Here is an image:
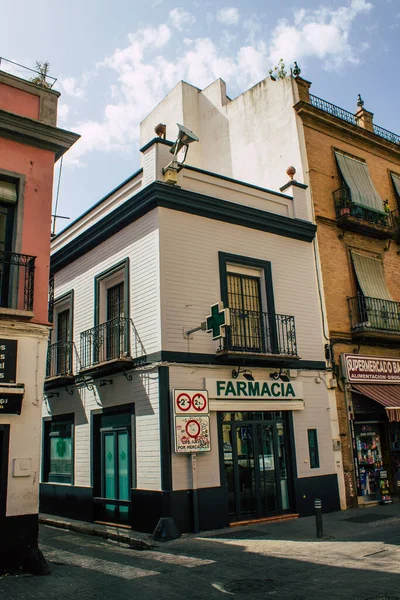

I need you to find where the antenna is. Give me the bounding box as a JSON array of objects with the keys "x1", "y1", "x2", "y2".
[{"x1": 51, "y1": 156, "x2": 70, "y2": 237}]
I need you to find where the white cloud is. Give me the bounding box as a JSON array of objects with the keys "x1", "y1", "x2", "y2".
[
  {"x1": 268, "y1": 0, "x2": 373, "y2": 69},
  {"x1": 216, "y1": 7, "x2": 239, "y2": 26},
  {"x1": 60, "y1": 76, "x2": 84, "y2": 98},
  {"x1": 169, "y1": 8, "x2": 196, "y2": 31},
  {"x1": 64, "y1": 0, "x2": 373, "y2": 166},
  {"x1": 57, "y1": 103, "x2": 70, "y2": 124}
]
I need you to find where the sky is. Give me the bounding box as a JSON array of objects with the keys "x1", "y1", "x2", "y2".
[{"x1": 2, "y1": 0, "x2": 400, "y2": 232}]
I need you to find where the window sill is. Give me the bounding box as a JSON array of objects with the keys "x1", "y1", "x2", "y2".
[{"x1": 0, "y1": 308, "x2": 34, "y2": 319}]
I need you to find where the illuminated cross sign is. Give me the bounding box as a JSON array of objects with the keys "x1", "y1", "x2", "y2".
[{"x1": 206, "y1": 302, "x2": 230, "y2": 340}]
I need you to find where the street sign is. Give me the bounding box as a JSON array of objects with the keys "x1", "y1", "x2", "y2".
[
  {"x1": 174, "y1": 389, "x2": 209, "y2": 414},
  {"x1": 175, "y1": 415, "x2": 211, "y2": 453},
  {"x1": 0, "y1": 393, "x2": 24, "y2": 415},
  {"x1": 206, "y1": 302, "x2": 230, "y2": 340}
]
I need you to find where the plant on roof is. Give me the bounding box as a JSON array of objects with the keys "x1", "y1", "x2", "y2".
[
  {"x1": 30, "y1": 61, "x2": 51, "y2": 88},
  {"x1": 268, "y1": 59, "x2": 287, "y2": 80}
]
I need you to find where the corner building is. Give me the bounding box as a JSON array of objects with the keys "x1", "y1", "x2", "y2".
[{"x1": 41, "y1": 130, "x2": 343, "y2": 531}]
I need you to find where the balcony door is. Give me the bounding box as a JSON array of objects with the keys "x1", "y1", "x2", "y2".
[
  {"x1": 0, "y1": 191, "x2": 16, "y2": 309},
  {"x1": 106, "y1": 282, "x2": 125, "y2": 359},
  {"x1": 227, "y1": 273, "x2": 263, "y2": 351},
  {"x1": 56, "y1": 309, "x2": 71, "y2": 375}
]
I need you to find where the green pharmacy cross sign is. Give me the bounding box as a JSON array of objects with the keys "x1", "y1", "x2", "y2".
[{"x1": 206, "y1": 302, "x2": 230, "y2": 340}]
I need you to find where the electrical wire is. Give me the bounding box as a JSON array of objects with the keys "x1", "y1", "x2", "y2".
[{"x1": 52, "y1": 155, "x2": 63, "y2": 236}]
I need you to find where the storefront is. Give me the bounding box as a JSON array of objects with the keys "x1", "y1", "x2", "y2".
[
  {"x1": 343, "y1": 354, "x2": 400, "y2": 504},
  {"x1": 207, "y1": 377, "x2": 303, "y2": 522}
]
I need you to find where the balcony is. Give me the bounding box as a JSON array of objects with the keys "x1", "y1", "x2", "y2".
[
  {"x1": 334, "y1": 187, "x2": 393, "y2": 240},
  {"x1": 348, "y1": 294, "x2": 400, "y2": 343},
  {"x1": 80, "y1": 317, "x2": 146, "y2": 377},
  {"x1": 45, "y1": 341, "x2": 76, "y2": 390},
  {"x1": 309, "y1": 94, "x2": 400, "y2": 146},
  {"x1": 217, "y1": 309, "x2": 299, "y2": 363},
  {"x1": 0, "y1": 251, "x2": 35, "y2": 315}
]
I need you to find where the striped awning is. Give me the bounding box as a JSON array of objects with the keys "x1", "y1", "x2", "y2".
[
  {"x1": 351, "y1": 251, "x2": 393, "y2": 301},
  {"x1": 335, "y1": 152, "x2": 384, "y2": 212},
  {"x1": 0, "y1": 181, "x2": 17, "y2": 204},
  {"x1": 351, "y1": 384, "x2": 400, "y2": 422},
  {"x1": 391, "y1": 173, "x2": 400, "y2": 197}
]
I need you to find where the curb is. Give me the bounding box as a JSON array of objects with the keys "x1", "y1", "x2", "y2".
[{"x1": 39, "y1": 515, "x2": 154, "y2": 550}]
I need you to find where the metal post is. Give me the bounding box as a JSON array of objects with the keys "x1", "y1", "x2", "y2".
[
  {"x1": 191, "y1": 453, "x2": 200, "y2": 534},
  {"x1": 315, "y1": 498, "x2": 323, "y2": 538}
]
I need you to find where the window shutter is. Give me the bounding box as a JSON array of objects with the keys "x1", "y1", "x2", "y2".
[{"x1": 0, "y1": 181, "x2": 17, "y2": 204}]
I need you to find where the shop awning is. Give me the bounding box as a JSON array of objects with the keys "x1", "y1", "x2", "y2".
[
  {"x1": 351, "y1": 251, "x2": 393, "y2": 301},
  {"x1": 351, "y1": 383, "x2": 400, "y2": 422},
  {"x1": 391, "y1": 173, "x2": 400, "y2": 198},
  {"x1": 335, "y1": 152, "x2": 384, "y2": 212}
]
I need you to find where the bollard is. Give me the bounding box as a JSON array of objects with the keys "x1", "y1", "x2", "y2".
[{"x1": 315, "y1": 498, "x2": 323, "y2": 539}]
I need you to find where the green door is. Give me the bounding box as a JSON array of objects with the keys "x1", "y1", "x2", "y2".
[{"x1": 101, "y1": 428, "x2": 131, "y2": 524}]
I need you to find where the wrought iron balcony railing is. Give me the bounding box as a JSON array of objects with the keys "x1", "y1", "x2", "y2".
[
  {"x1": 219, "y1": 309, "x2": 298, "y2": 356},
  {"x1": 46, "y1": 341, "x2": 75, "y2": 378},
  {"x1": 334, "y1": 187, "x2": 391, "y2": 229},
  {"x1": 0, "y1": 251, "x2": 35, "y2": 311},
  {"x1": 80, "y1": 317, "x2": 146, "y2": 370},
  {"x1": 348, "y1": 294, "x2": 400, "y2": 334},
  {"x1": 309, "y1": 94, "x2": 400, "y2": 146}
]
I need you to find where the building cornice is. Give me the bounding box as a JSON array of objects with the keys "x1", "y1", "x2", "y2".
[
  {"x1": 294, "y1": 101, "x2": 400, "y2": 162},
  {"x1": 0, "y1": 108, "x2": 80, "y2": 160},
  {"x1": 51, "y1": 181, "x2": 316, "y2": 272}
]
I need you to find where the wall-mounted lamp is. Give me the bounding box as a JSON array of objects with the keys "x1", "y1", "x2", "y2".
[
  {"x1": 163, "y1": 123, "x2": 199, "y2": 184},
  {"x1": 232, "y1": 367, "x2": 254, "y2": 381},
  {"x1": 270, "y1": 369, "x2": 290, "y2": 382},
  {"x1": 99, "y1": 379, "x2": 113, "y2": 387}
]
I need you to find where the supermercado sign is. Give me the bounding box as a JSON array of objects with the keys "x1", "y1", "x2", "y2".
[
  {"x1": 206, "y1": 379, "x2": 303, "y2": 400},
  {"x1": 344, "y1": 354, "x2": 400, "y2": 383}
]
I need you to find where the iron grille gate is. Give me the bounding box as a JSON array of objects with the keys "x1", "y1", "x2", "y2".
[{"x1": 227, "y1": 274, "x2": 264, "y2": 351}]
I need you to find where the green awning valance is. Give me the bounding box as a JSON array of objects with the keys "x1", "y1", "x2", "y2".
[
  {"x1": 0, "y1": 181, "x2": 17, "y2": 204},
  {"x1": 391, "y1": 173, "x2": 400, "y2": 198},
  {"x1": 335, "y1": 152, "x2": 384, "y2": 213},
  {"x1": 351, "y1": 251, "x2": 393, "y2": 300}
]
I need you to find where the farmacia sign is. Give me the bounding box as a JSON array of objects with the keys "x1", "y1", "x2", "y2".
[{"x1": 206, "y1": 379, "x2": 303, "y2": 399}]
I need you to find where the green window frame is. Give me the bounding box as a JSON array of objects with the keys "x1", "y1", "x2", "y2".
[
  {"x1": 308, "y1": 429, "x2": 320, "y2": 469},
  {"x1": 43, "y1": 415, "x2": 74, "y2": 484}
]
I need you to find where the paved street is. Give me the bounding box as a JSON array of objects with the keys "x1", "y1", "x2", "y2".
[{"x1": 1, "y1": 504, "x2": 400, "y2": 599}]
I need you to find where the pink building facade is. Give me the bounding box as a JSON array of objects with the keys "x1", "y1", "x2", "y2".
[{"x1": 0, "y1": 67, "x2": 78, "y2": 573}]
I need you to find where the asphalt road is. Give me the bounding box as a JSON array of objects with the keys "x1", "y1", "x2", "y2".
[{"x1": 1, "y1": 504, "x2": 400, "y2": 599}]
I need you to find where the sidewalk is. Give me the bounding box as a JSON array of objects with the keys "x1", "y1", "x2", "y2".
[
  {"x1": 39, "y1": 514, "x2": 153, "y2": 549},
  {"x1": 41, "y1": 500, "x2": 400, "y2": 548}
]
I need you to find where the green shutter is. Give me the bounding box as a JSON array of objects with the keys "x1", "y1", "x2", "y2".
[
  {"x1": 351, "y1": 251, "x2": 393, "y2": 300},
  {"x1": 391, "y1": 173, "x2": 400, "y2": 198},
  {"x1": 0, "y1": 181, "x2": 17, "y2": 204},
  {"x1": 335, "y1": 152, "x2": 384, "y2": 213}
]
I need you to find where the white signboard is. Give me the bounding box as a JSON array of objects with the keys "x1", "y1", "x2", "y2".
[
  {"x1": 173, "y1": 389, "x2": 209, "y2": 414},
  {"x1": 343, "y1": 354, "x2": 400, "y2": 383},
  {"x1": 173, "y1": 389, "x2": 211, "y2": 453},
  {"x1": 175, "y1": 415, "x2": 211, "y2": 453},
  {"x1": 205, "y1": 379, "x2": 303, "y2": 400}
]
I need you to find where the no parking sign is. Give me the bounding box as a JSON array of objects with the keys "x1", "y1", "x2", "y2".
[{"x1": 173, "y1": 389, "x2": 211, "y2": 453}]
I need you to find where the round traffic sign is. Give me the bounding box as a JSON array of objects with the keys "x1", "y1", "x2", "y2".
[
  {"x1": 192, "y1": 393, "x2": 207, "y2": 412},
  {"x1": 185, "y1": 419, "x2": 201, "y2": 438},
  {"x1": 176, "y1": 392, "x2": 191, "y2": 412}
]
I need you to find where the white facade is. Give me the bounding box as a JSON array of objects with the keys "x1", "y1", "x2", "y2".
[{"x1": 42, "y1": 131, "x2": 344, "y2": 531}]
